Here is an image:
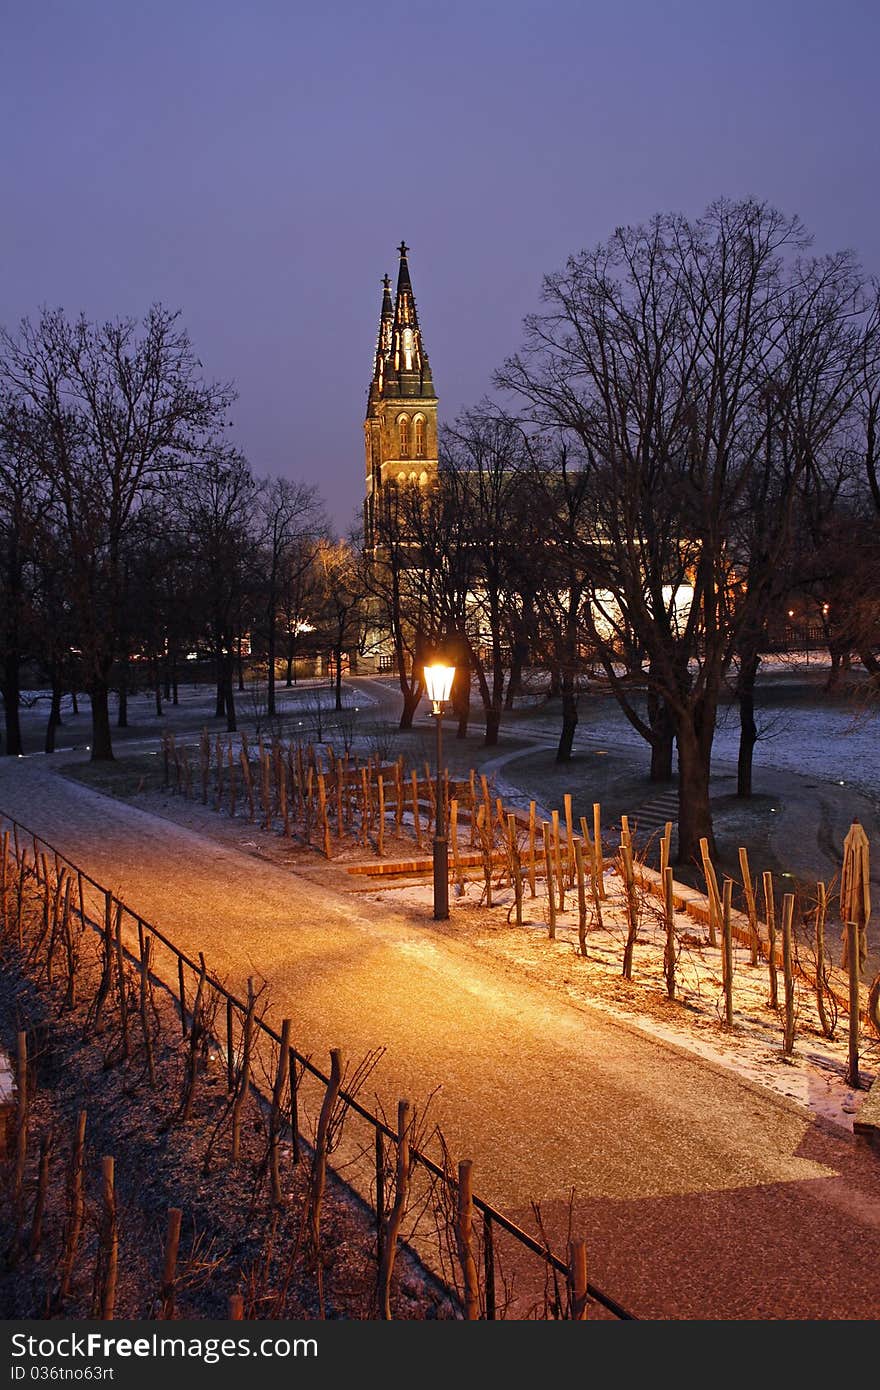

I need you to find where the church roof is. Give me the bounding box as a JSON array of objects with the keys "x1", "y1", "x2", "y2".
[{"x1": 368, "y1": 242, "x2": 435, "y2": 406}]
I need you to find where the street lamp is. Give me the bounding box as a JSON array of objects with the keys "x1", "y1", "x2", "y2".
[{"x1": 423, "y1": 661, "x2": 455, "y2": 920}]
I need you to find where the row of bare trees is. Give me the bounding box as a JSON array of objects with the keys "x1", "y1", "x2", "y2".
[
  {"x1": 370, "y1": 199, "x2": 880, "y2": 863},
  {"x1": 0, "y1": 306, "x2": 364, "y2": 761}
]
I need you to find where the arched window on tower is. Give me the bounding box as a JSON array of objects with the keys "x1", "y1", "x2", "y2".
[
  {"x1": 398, "y1": 415, "x2": 410, "y2": 459},
  {"x1": 414, "y1": 416, "x2": 426, "y2": 459}
]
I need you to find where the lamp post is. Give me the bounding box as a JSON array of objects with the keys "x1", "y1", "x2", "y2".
[{"x1": 423, "y1": 661, "x2": 455, "y2": 920}]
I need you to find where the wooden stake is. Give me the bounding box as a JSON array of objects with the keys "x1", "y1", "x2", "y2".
[
  {"x1": 377, "y1": 775, "x2": 385, "y2": 857},
  {"x1": 378, "y1": 1099, "x2": 412, "y2": 1319},
  {"x1": 508, "y1": 815, "x2": 523, "y2": 927},
  {"x1": 699, "y1": 838, "x2": 720, "y2": 947},
  {"x1": 114, "y1": 904, "x2": 129, "y2": 1060},
  {"x1": 451, "y1": 800, "x2": 464, "y2": 892},
  {"x1": 317, "y1": 772, "x2": 331, "y2": 858},
  {"x1": 59, "y1": 1109, "x2": 86, "y2": 1300},
  {"x1": 663, "y1": 866, "x2": 676, "y2": 1000},
  {"x1": 552, "y1": 809, "x2": 565, "y2": 911},
  {"x1": 477, "y1": 806, "x2": 492, "y2": 908},
  {"x1": 573, "y1": 839, "x2": 587, "y2": 955},
  {"x1": 580, "y1": 816, "x2": 603, "y2": 930},
  {"x1": 411, "y1": 771, "x2": 422, "y2": 851},
  {"x1": 456, "y1": 1160, "x2": 480, "y2": 1321},
  {"x1": 570, "y1": 1239, "x2": 588, "y2": 1320},
  {"x1": 561, "y1": 795, "x2": 575, "y2": 889},
  {"x1": 160, "y1": 1208, "x2": 183, "y2": 1318},
  {"x1": 528, "y1": 801, "x2": 537, "y2": 898},
  {"x1": 99, "y1": 1156, "x2": 118, "y2": 1320},
  {"x1": 660, "y1": 821, "x2": 672, "y2": 878},
  {"x1": 815, "y1": 881, "x2": 834, "y2": 1040},
  {"x1": 593, "y1": 803, "x2": 606, "y2": 899},
  {"x1": 762, "y1": 871, "x2": 778, "y2": 1010},
  {"x1": 469, "y1": 770, "x2": 477, "y2": 848},
  {"x1": 231, "y1": 979, "x2": 255, "y2": 1164},
  {"x1": 395, "y1": 757, "x2": 404, "y2": 830},
  {"x1": 480, "y1": 775, "x2": 493, "y2": 852},
  {"x1": 721, "y1": 878, "x2": 734, "y2": 1028},
  {"x1": 846, "y1": 916, "x2": 861, "y2": 1089},
  {"x1": 621, "y1": 842, "x2": 637, "y2": 979},
  {"x1": 739, "y1": 847, "x2": 759, "y2": 966},
  {"x1": 139, "y1": 935, "x2": 155, "y2": 1086},
  {"x1": 28, "y1": 1130, "x2": 51, "y2": 1257},
  {"x1": 270, "y1": 1019, "x2": 292, "y2": 1206},
  {"x1": 781, "y1": 893, "x2": 796, "y2": 1056},
  {"x1": 542, "y1": 821, "x2": 556, "y2": 938},
  {"x1": 309, "y1": 1049, "x2": 343, "y2": 1258}
]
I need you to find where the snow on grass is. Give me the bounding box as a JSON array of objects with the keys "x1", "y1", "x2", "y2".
[{"x1": 368, "y1": 865, "x2": 878, "y2": 1133}]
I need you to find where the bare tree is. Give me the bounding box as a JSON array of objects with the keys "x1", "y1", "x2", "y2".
[
  {"x1": 0, "y1": 306, "x2": 234, "y2": 759},
  {"x1": 313, "y1": 538, "x2": 366, "y2": 711},
  {"x1": 498, "y1": 200, "x2": 876, "y2": 860},
  {"x1": 254, "y1": 477, "x2": 324, "y2": 716},
  {"x1": 0, "y1": 414, "x2": 46, "y2": 754},
  {"x1": 182, "y1": 448, "x2": 256, "y2": 733}
]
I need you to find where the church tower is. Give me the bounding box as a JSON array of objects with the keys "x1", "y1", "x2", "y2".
[{"x1": 364, "y1": 242, "x2": 438, "y2": 546}]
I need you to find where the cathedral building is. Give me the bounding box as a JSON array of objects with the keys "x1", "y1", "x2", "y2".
[{"x1": 364, "y1": 242, "x2": 439, "y2": 548}]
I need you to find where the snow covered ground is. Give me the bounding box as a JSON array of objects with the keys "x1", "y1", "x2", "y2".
[
  {"x1": 502, "y1": 663, "x2": 880, "y2": 806},
  {"x1": 367, "y1": 863, "x2": 878, "y2": 1135}
]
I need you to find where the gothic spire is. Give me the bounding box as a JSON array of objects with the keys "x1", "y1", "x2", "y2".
[
  {"x1": 385, "y1": 241, "x2": 434, "y2": 397},
  {"x1": 371, "y1": 273, "x2": 394, "y2": 394}
]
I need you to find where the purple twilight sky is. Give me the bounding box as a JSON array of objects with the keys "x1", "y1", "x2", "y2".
[{"x1": 3, "y1": 0, "x2": 879, "y2": 533}]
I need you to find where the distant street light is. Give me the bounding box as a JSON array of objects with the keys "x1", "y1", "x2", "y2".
[{"x1": 423, "y1": 661, "x2": 455, "y2": 920}]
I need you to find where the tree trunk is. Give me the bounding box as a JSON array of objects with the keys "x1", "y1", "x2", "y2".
[
  {"x1": 117, "y1": 657, "x2": 128, "y2": 728},
  {"x1": 2, "y1": 660, "x2": 24, "y2": 756},
  {"x1": 556, "y1": 680, "x2": 578, "y2": 762},
  {"x1": 675, "y1": 720, "x2": 714, "y2": 863},
  {"x1": 650, "y1": 736, "x2": 674, "y2": 782},
  {"x1": 505, "y1": 636, "x2": 528, "y2": 710},
  {"x1": 224, "y1": 661, "x2": 237, "y2": 733},
  {"x1": 484, "y1": 707, "x2": 501, "y2": 747},
  {"x1": 453, "y1": 673, "x2": 470, "y2": 739},
  {"x1": 267, "y1": 622, "x2": 277, "y2": 717},
  {"x1": 334, "y1": 645, "x2": 343, "y2": 712},
  {"x1": 647, "y1": 689, "x2": 675, "y2": 782},
  {"x1": 736, "y1": 648, "x2": 760, "y2": 798},
  {"x1": 45, "y1": 672, "x2": 64, "y2": 754},
  {"x1": 71, "y1": 688, "x2": 79, "y2": 715},
  {"x1": 89, "y1": 682, "x2": 114, "y2": 761},
  {"x1": 215, "y1": 643, "x2": 226, "y2": 718},
  {"x1": 397, "y1": 685, "x2": 420, "y2": 730}
]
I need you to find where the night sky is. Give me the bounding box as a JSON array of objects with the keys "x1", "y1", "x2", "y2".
[{"x1": 4, "y1": 0, "x2": 879, "y2": 532}]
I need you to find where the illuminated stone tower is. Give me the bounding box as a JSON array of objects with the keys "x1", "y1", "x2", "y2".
[{"x1": 364, "y1": 242, "x2": 438, "y2": 545}]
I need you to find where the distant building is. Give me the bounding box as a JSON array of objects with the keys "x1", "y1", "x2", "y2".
[{"x1": 364, "y1": 242, "x2": 439, "y2": 549}]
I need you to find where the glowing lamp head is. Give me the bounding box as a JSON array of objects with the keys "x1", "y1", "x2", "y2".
[{"x1": 424, "y1": 662, "x2": 455, "y2": 714}]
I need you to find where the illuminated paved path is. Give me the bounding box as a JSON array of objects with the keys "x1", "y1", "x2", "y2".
[{"x1": 2, "y1": 756, "x2": 879, "y2": 1319}]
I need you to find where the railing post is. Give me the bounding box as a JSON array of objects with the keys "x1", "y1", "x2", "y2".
[
  {"x1": 375, "y1": 1129, "x2": 385, "y2": 1264},
  {"x1": 483, "y1": 1210, "x2": 496, "y2": 1320},
  {"x1": 178, "y1": 955, "x2": 187, "y2": 1037}
]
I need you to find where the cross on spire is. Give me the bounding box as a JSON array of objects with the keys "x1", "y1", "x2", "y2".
[{"x1": 397, "y1": 240, "x2": 409, "y2": 258}]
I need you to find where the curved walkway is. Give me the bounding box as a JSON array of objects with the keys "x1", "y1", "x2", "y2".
[{"x1": 1, "y1": 754, "x2": 879, "y2": 1319}]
